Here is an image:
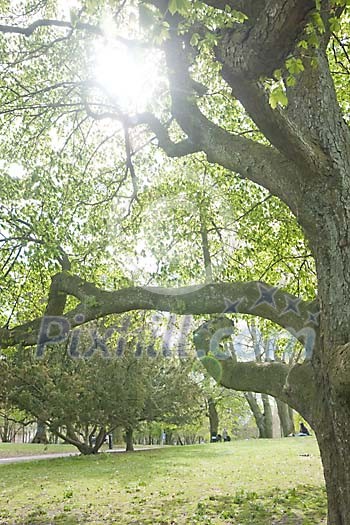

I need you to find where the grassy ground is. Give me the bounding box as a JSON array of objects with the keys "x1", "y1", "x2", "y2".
[
  {"x1": 0, "y1": 443, "x2": 77, "y2": 458},
  {"x1": 0, "y1": 438, "x2": 326, "y2": 525},
  {"x1": 0, "y1": 443, "x2": 153, "y2": 458}
]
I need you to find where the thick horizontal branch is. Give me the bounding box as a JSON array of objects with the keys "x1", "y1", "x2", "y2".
[
  {"x1": 193, "y1": 317, "x2": 317, "y2": 421},
  {"x1": 210, "y1": 358, "x2": 316, "y2": 421},
  {"x1": 0, "y1": 271, "x2": 318, "y2": 349},
  {"x1": 220, "y1": 360, "x2": 290, "y2": 399}
]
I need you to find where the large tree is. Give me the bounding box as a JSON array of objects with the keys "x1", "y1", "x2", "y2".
[{"x1": 0, "y1": 0, "x2": 350, "y2": 522}]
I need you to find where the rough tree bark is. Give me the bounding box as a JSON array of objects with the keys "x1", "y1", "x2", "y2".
[
  {"x1": 52, "y1": 425, "x2": 106, "y2": 455},
  {"x1": 244, "y1": 392, "x2": 273, "y2": 439},
  {"x1": 0, "y1": 415, "x2": 12, "y2": 443},
  {"x1": 31, "y1": 420, "x2": 48, "y2": 444},
  {"x1": 1, "y1": 1, "x2": 350, "y2": 522},
  {"x1": 163, "y1": 2, "x2": 350, "y2": 520},
  {"x1": 125, "y1": 427, "x2": 134, "y2": 452},
  {"x1": 276, "y1": 400, "x2": 295, "y2": 437},
  {"x1": 207, "y1": 396, "x2": 219, "y2": 441}
]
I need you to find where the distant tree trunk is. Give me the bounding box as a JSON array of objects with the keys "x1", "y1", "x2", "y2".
[
  {"x1": 51, "y1": 425, "x2": 106, "y2": 455},
  {"x1": 276, "y1": 400, "x2": 295, "y2": 436},
  {"x1": 165, "y1": 431, "x2": 173, "y2": 445},
  {"x1": 261, "y1": 395, "x2": 273, "y2": 438},
  {"x1": 207, "y1": 396, "x2": 219, "y2": 441},
  {"x1": 244, "y1": 392, "x2": 273, "y2": 438},
  {"x1": 177, "y1": 435, "x2": 184, "y2": 445},
  {"x1": 32, "y1": 420, "x2": 48, "y2": 444},
  {"x1": 0, "y1": 415, "x2": 12, "y2": 442},
  {"x1": 125, "y1": 427, "x2": 134, "y2": 452}
]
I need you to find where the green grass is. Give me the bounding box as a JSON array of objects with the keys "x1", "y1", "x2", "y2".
[
  {"x1": 0, "y1": 443, "x2": 77, "y2": 458},
  {"x1": 0, "y1": 438, "x2": 326, "y2": 524}
]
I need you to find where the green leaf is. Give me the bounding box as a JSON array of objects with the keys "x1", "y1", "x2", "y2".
[
  {"x1": 297, "y1": 40, "x2": 308, "y2": 50},
  {"x1": 331, "y1": 0, "x2": 350, "y2": 5},
  {"x1": 285, "y1": 57, "x2": 304, "y2": 76},
  {"x1": 286, "y1": 76, "x2": 296, "y2": 87},
  {"x1": 269, "y1": 86, "x2": 288, "y2": 109},
  {"x1": 311, "y1": 11, "x2": 326, "y2": 34},
  {"x1": 307, "y1": 31, "x2": 320, "y2": 49},
  {"x1": 153, "y1": 22, "x2": 170, "y2": 44},
  {"x1": 168, "y1": 0, "x2": 191, "y2": 15},
  {"x1": 273, "y1": 69, "x2": 283, "y2": 81},
  {"x1": 329, "y1": 17, "x2": 341, "y2": 33},
  {"x1": 190, "y1": 33, "x2": 200, "y2": 47},
  {"x1": 168, "y1": 0, "x2": 178, "y2": 14}
]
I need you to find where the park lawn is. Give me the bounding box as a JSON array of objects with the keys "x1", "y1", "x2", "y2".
[
  {"x1": 0, "y1": 443, "x2": 77, "y2": 458},
  {"x1": 0, "y1": 438, "x2": 326, "y2": 525}
]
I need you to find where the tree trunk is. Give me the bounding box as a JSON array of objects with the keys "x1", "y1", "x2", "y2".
[
  {"x1": 244, "y1": 392, "x2": 273, "y2": 438},
  {"x1": 31, "y1": 420, "x2": 48, "y2": 444},
  {"x1": 261, "y1": 394, "x2": 273, "y2": 438},
  {"x1": 288, "y1": 407, "x2": 295, "y2": 432},
  {"x1": 307, "y1": 187, "x2": 350, "y2": 524},
  {"x1": 0, "y1": 415, "x2": 12, "y2": 442},
  {"x1": 125, "y1": 427, "x2": 134, "y2": 452},
  {"x1": 313, "y1": 409, "x2": 350, "y2": 525},
  {"x1": 207, "y1": 397, "x2": 219, "y2": 441},
  {"x1": 51, "y1": 425, "x2": 105, "y2": 454},
  {"x1": 276, "y1": 400, "x2": 295, "y2": 437}
]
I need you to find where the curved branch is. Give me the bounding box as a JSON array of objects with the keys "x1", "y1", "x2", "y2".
[
  {"x1": 127, "y1": 113, "x2": 200, "y2": 157},
  {"x1": 84, "y1": 105, "x2": 200, "y2": 157},
  {"x1": 163, "y1": 38, "x2": 304, "y2": 215},
  {"x1": 0, "y1": 18, "x2": 143, "y2": 48},
  {"x1": 217, "y1": 0, "x2": 314, "y2": 79},
  {"x1": 204, "y1": 357, "x2": 316, "y2": 422},
  {"x1": 193, "y1": 317, "x2": 317, "y2": 422},
  {"x1": 215, "y1": 69, "x2": 331, "y2": 178},
  {"x1": 213, "y1": 3, "x2": 350, "y2": 177},
  {"x1": 285, "y1": 48, "x2": 350, "y2": 176},
  {"x1": 0, "y1": 271, "x2": 319, "y2": 349}
]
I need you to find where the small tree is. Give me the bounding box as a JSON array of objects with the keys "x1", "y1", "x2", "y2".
[{"x1": 0, "y1": 342, "x2": 147, "y2": 454}]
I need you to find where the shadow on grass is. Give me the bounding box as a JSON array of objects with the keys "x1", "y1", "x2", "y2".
[
  {"x1": 5, "y1": 484, "x2": 327, "y2": 525},
  {"x1": 193, "y1": 484, "x2": 327, "y2": 524}
]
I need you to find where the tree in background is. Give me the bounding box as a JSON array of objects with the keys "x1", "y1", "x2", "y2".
[
  {"x1": 0, "y1": 405, "x2": 31, "y2": 443},
  {"x1": 0, "y1": 338, "x2": 147, "y2": 454},
  {"x1": 0, "y1": 318, "x2": 203, "y2": 453},
  {"x1": 31, "y1": 420, "x2": 49, "y2": 444},
  {"x1": 238, "y1": 323, "x2": 295, "y2": 438}
]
